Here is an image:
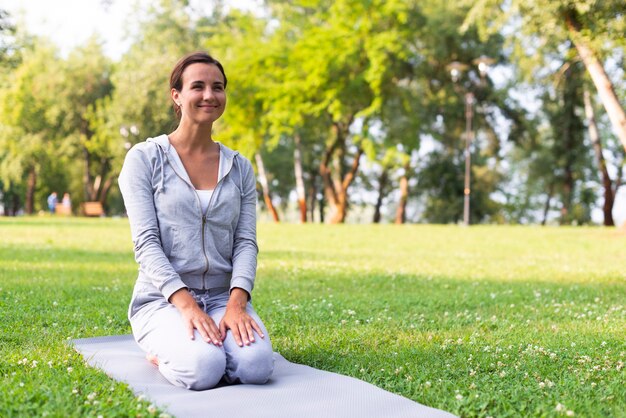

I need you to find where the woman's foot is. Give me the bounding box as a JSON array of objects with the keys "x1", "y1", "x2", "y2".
[{"x1": 146, "y1": 353, "x2": 159, "y2": 367}]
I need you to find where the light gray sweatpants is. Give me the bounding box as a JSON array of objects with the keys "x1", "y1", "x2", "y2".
[{"x1": 129, "y1": 286, "x2": 274, "y2": 390}]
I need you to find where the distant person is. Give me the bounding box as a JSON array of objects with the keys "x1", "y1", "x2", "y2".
[
  {"x1": 61, "y1": 193, "x2": 71, "y2": 215},
  {"x1": 47, "y1": 192, "x2": 57, "y2": 214},
  {"x1": 118, "y1": 51, "x2": 273, "y2": 390},
  {"x1": 62, "y1": 193, "x2": 71, "y2": 209}
]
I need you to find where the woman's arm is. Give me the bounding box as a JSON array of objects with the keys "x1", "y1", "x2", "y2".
[
  {"x1": 221, "y1": 157, "x2": 264, "y2": 346},
  {"x1": 118, "y1": 145, "x2": 187, "y2": 301},
  {"x1": 229, "y1": 157, "x2": 259, "y2": 296}
]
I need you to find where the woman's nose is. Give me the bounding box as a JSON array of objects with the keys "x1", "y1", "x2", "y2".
[{"x1": 203, "y1": 88, "x2": 214, "y2": 100}]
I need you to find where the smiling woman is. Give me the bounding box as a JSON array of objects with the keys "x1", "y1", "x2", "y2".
[{"x1": 117, "y1": 51, "x2": 274, "y2": 390}]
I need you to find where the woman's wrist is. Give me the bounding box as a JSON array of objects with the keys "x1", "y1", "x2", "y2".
[
  {"x1": 228, "y1": 287, "x2": 249, "y2": 308},
  {"x1": 169, "y1": 288, "x2": 196, "y2": 311}
]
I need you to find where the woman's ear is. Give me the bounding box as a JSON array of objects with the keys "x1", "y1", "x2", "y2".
[{"x1": 171, "y1": 88, "x2": 181, "y2": 107}]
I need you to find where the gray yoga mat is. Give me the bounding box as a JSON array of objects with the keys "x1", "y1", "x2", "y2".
[{"x1": 72, "y1": 335, "x2": 456, "y2": 418}]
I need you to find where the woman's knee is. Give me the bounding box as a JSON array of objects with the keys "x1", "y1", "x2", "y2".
[
  {"x1": 229, "y1": 345, "x2": 274, "y2": 384},
  {"x1": 167, "y1": 348, "x2": 227, "y2": 390}
]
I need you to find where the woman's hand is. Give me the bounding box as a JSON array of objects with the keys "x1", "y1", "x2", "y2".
[
  {"x1": 169, "y1": 288, "x2": 223, "y2": 346},
  {"x1": 219, "y1": 288, "x2": 265, "y2": 347}
]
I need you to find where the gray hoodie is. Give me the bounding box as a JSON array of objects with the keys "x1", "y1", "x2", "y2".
[{"x1": 118, "y1": 134, "x2": 258, "y2": 311}]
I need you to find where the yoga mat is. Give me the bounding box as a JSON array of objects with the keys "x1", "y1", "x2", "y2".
[{"x1": 72, "y1": 335, "x2": 456, "y2": 418}]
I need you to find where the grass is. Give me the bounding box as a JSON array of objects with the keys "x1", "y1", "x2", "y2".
[{"x1": 1, "y1": 217, "x2": 625, "y2": 417}]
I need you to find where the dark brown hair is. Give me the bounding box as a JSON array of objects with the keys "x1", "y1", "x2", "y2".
[{"x1": 169, "y1": 52, "x2": 227, "y2": 118}]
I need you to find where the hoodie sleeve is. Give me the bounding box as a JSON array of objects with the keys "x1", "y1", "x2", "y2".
[
  {"x1": 230, "y1": 156, "x2": 259, "y2": 297},
  {"x1": 118, "y1": 145, "x2": 187, "y2": 301}
]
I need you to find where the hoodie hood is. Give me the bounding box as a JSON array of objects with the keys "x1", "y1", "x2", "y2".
[{"x1": 145, "y1": 134, "x2": 240, "y2": 194}]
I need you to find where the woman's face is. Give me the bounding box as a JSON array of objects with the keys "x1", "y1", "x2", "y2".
[{"x1": 172, "y1": 63, "x2": 226, "y2": 126}]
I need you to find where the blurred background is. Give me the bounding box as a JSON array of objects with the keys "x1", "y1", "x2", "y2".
[{"x1": 0, "y1": 0, "x2": 624, "y2": 226}]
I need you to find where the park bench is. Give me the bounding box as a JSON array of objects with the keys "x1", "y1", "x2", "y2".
[
  {"x1": 81, "y1": 201, "x2": 105, "y2": 217},
  {"x1": 55, "y1": 203, "x2": 71, "y2": 216}
]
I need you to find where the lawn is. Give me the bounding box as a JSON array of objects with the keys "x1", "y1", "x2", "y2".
[{"x1": 1, "y1": 217, "x2": 624, "y2": 417}]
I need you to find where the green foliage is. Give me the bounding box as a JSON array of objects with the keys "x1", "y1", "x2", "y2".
[{"x1": 0, "y1": 0, "x2": 623, "y2": 222}]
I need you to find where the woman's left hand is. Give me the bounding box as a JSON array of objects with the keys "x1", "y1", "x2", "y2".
[{"x1": 219, "y1": 288, "x2": 265, "y2": 347}]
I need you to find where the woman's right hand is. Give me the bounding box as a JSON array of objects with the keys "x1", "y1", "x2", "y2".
[{"x1": 169, "y1": 288, "x2": 223, "y2": 346}]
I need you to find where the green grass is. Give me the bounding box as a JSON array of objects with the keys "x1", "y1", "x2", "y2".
[{"x1": 1, "y1": 217, "x2": 625, "y2": 417}]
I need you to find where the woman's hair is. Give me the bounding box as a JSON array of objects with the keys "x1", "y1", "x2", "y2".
[{"x1": 169, "y1": 51, "x2": 227, "y2": 118}]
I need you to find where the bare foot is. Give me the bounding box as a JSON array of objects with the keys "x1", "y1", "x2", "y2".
[{"x1": 146, "y1": 353, "x2": 159, "y2": 367}]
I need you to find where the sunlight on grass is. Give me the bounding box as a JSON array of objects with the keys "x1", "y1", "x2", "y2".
[{"x1": 1, "y1": 218, "x2": 624, "y2": 417}]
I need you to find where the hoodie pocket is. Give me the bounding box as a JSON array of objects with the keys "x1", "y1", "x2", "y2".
[
  {"x1": 212, "y1": 227, "x2": 233, "y2": 262},
  {"x1": 170, "y1": 225, "x2": 202, "y2": 265}
]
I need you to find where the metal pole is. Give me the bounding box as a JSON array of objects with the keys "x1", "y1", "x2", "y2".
[{"x1": 463, "y1": 92, "x2": 474, "y2": 226}]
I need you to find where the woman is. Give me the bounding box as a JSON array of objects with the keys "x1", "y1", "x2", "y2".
[{"x1": 118, "y1": 52, "x2": 274, "y2": 390}]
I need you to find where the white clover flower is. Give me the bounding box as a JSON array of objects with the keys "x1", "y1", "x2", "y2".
[
  {"x1": 424, "y1": 381, "x2": 431, "y2": 388},
  {"x1": 87, "y1": 392, "x2": 97, "y2": 401},
  {"x1": 566, "y1": 411, "x2": 575, "y2": 416},
  {"x1": 556, "y1": 403, "x2": 565, "y2": 412},
  {"x1": 148, "y1": 405, "x2": 157, "y2": 413},
  {"x1": 455, "y1": 394, "x2": 463, "y2": 401},
  {"x1": 539, "y1": 382, "x2": 546, "y2": 388},
  {"x1": 72, "y1": 389, "x2": 78, "y2": 394},
  {"x1": 67, "y1": 367, "x2": 73, "y2": 373}
]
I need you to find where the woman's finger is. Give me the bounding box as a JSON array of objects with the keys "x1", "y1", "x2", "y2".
[
  {"x1": 244, "y1": 320, "x2": 255, "y2": 343},
  {"x1": 193, "y1": 318, "x2": 211, "y2": 342},
  {"x1": 206, "y1": 320, "x2": 223, "y2": 346},
  {"x1": 231, "y1": 322, "x2": 244, "y2": 347},
  {"x1": 187, "y1": 320, "x2": 195, "y2": 340},
  {"x1": 250, "y1": 318, "x2": 264, "y2": 339}
]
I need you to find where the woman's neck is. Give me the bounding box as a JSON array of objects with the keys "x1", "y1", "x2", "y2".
[{"x1": 169, "y1": 118, "x2": 214, "y2": 150}]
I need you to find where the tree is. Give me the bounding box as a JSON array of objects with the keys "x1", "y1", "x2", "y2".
[
  {"x1": 0, "y1": 41, "x2": 65, "y2": 214},
  {"x1": 464, "y1": 0, "x2": 626, "y2": 149},
  {"x1": 260, "y1": 0, "x2": 425, "y2": 223},
  {"x1": 54, "y1": 38, "x2": 114, "y2": 206}
]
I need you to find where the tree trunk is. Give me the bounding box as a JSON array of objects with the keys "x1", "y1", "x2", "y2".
[
  {"x1": 559, "y1": 63, "x2": 578, "y2": 225},
  {"x1": 319, "y1": 121, "x2": 362, "y2": 224},
  {"x1": 98, "y1": 177, "x2": 113, "y2": 207},
  {"x1": 318, "y1": 189, "x2": 325, "y2": 224},
  {"x1": 254, "y1": 152, "x2": 280, "y2": 222},
  {"x1": 11, "y1": 194, "x2": 20, "y2": 216},
  {"x1": 395, "y1": 162, "x2": 410, "y2": 224},
  {"x1": 293, "y1": 134, "x2": 307, "y2": 223},
  {"x1": 25, "y1": 166, "x2": 37, "y2": 215},
  {"x1": 83, "y1": 146, "x2": 94, "y2": 201},
  {"x1": 307, "y1": 169, "x2": 318, "y2": 222},
  {"x1": 583, "y1": 89, "x2": 614, "y2": 226},
  {"x1": 373, "y1": 169, "x2": 389, "y2": 223},
  {"x1": 565, "y1": 11, "x2": 626, "y2": 153},
  {"x1": 541, "y1": 183, "x2": 554, "y2": 226}
]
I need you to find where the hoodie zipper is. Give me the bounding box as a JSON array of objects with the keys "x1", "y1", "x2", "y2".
[
  {"x1": 160, "y1": 151, "x2": 210, "y2": 290},
  {"x1": 161, "y1": 145, "x2": 236, "y2": 290}
]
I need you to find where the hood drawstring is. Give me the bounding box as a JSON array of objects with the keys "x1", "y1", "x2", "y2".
[{"x1": 155, "y1": 143, "x2": 166, "y2": 193}]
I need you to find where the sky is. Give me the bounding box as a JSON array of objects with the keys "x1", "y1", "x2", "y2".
[
  {"x1": 1, "y1": 0, "x2": 262, "y2": 59},
  {"x1": 2, "y1": 0, "x2": 625, "y2": 225}
]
